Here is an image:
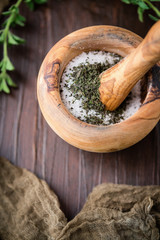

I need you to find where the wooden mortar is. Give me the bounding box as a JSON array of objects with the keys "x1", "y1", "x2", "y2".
[{"x1": 37, "y1": 26, "x2": 160, "y2": 153}]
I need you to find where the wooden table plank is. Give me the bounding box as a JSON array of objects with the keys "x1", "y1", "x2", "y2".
[{"x1": 0, "y1": 0, "x2": 159, "y2": 221}]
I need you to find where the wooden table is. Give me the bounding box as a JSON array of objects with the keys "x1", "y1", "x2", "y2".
[{"x1": 0, "y1": 0, "x2": 160, "y2": 221}]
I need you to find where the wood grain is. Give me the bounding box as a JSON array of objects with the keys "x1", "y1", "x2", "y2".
[
  {"x1": 99, "y1": 21, "x2": 160, "y2": 111},
  {"x1": 0, "y1": 0, "x2": 160, "y2": 221},
  {"x1": 37, "y1": 25, "x2": 160, "y2": 152}
]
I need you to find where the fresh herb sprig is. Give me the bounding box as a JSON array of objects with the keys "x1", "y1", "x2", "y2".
[
  {"x1": 0, "y1": 0, "x2": 47, "y2": 94},
  {"x1": 121, "y1": 0, "x2": 160, "y2": 22}
]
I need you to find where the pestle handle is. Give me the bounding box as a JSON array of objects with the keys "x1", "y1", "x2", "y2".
[{"x1": 99, "y1": 20, "x2": 160, "y2": 111}]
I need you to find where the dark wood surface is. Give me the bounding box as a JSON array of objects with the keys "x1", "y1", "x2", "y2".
[{"x1": 0, "y1": 0, "x2": 160, "y2": 221}]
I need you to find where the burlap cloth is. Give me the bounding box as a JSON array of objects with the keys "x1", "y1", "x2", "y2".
[{"x1": 0, "y1": 157, "x2": 160, "y2": 240}]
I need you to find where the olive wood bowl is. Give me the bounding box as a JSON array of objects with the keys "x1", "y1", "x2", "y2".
[{"x1": 37, "y1": 26, "x2": 160, "y2": 153}]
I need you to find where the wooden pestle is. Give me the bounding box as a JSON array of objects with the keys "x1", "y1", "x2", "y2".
[{"x1": 99, "y1": 21, "x2": 160, "y2": 111}]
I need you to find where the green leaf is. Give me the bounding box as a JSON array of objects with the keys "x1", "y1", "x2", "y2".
[
  {"x1": 0, "y1": 0, "x2": 48, "y2": 95},
  {"x1": 9, "y1": 5, "x2": 18, "y2": 13},
  {"x1": 35, "y1": 0, "x2": 47, "y2": 4},
  {"x1": 130, "y1": 0, "x2": 139, "y2": 5},
  {"x1": 0, "y1": 78, "x2": 10, "y2": 93},
  {"x1": 121, "y1": 0, "x2": 131, "y2": 3},
  {"x1": 0, "y1": 32, "x2": 5, "y2": 43},
  {"x1": 0, "y1": 60, "x2": 6, "y2": 71},
  {"x1": 0, "y1": 61, "x2": 3, "y2": 69},
  {"x1": 15, "y1": 19, "x2": 25, "y2": 26},
  {"x1": 16, "y1": 14, "x2": 26, "y2": 23},
  {"x1": 6, "y1": 57, "x2": 15, "y2": 71},
  {"x1": 14, "y1": 14, "x2": 26, "y2": 26},
  {"x1": 0, "y1": 83, "x2": 2, "y2": 91},
  {"x1": 6, "y1": 74, "x2": 17, "y2": 87},
  {"x1": 8, "y1": 31, "x2": 25, "y2": 45},
  {"x1": 138, "y1": 1, "x2": 149, "y2": 10},
  {"x1": 137, "y1": 6, "x2": 144, "y2": 22},
  {"x1": 8, "y1": 31, "x2": 19, "y2": 45},
  {"x1": 25, "y1": 0, "x2": 47, "y2": 10},
  {"x1": 148, "y1": 14, "x2": 159, "y2": 21},
  {"x1": 26, "y1": 1, "x2": 34, "y2": 10},
  {"x1": 2, "y1": 11, "x2": 11, "y2": 16},
  {"x1": 150, "y1": 0, "x2": 160, "y2": 2},
  {"x1": 0, "y1": 73, "x2": 16, "y2": 93},
  {"x1": 12, "y1": 34, "x2": 25, "y2": 44}
]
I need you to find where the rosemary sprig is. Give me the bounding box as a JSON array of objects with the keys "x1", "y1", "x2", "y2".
[
  {"x1": 0, "y1": 0, "x2": 47, "y2": 94},
  {"x1": 121, "y1": 0, "x2": 160, "y2": 22}
]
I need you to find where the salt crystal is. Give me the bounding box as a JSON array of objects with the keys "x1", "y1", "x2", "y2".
[{"x1": 60, "y1": 51, "x2": 141, "y2": 125}]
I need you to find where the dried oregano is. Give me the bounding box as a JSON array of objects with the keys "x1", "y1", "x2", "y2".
[{"x1": 61, "y1": 52, "x2": 132, "y2": 125}]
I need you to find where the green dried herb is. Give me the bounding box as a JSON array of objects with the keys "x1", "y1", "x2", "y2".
[{"x1": 61, "y1": 52, "x2": 132, "y2": 126}]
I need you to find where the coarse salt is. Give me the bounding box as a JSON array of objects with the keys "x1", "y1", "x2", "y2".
[{"x1": 60, "y1": 51, "x2": 141, "y2": 125}]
